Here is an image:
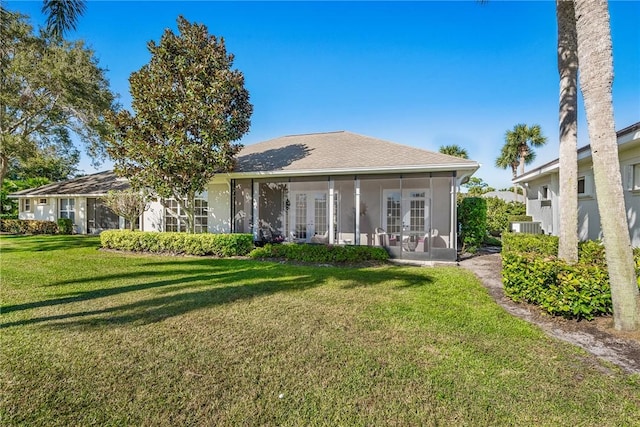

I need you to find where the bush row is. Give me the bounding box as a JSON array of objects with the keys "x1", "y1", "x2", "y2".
[
  {"x1": 0, "y1": 219, "x2": 59, "y2": 234},
  {"x1": 249, "y1": 243, "x2": 389, "y2": 264},
  {"x1": 100, "y1": 230, "x2": 254, "y2": 257},
  {"x1": 501, "y1": 233, "x2": 640, "y2": 320}
]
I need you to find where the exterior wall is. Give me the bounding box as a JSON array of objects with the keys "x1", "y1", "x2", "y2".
[
  {"x1": 19, "y1": 197, "x2": 56, "y2": 222},
  {"x1": 523, "y1": 175, "x2": 557, "y2": 235},
  {"x1": 620, "y1": 146, "x2": 640, "y2": 247},
  {"x1": 208, "y1": 181, "x2": 231, "y2": 233},
  {"x1": 522, "y1": 140, "x2": 640, "y2": 247},
  {"x1": 142, "y1": 199, "x2": 165, "y2": 232}
]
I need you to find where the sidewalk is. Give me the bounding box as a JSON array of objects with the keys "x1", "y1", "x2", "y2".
[{"x1": 459, "y1": 250, "x2": 640, "y2": 375}]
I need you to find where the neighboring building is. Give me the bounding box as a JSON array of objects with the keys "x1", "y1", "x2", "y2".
[
  {"x1": 10, "y1": 171, "x2": 130, "y2": 234},
  {"x1": 482, "y1": 190, "x2": 525, "y2": 204},
  {"x1": 513, "y1": 122, "x2": 640, "y2": 246},
  {"x1": 12, "y1": 131, "x2": 479, "y2": 261}
]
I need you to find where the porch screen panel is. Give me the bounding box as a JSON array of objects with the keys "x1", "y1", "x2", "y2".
[
  {"x1": 358, "y1": 175, "x2": 401, "y2": 250},
  {"x1": 294, "y1": 193, "x2": 307, "y2": 239},
  {"x1": 233, "y1": 179, "x2": 252, "y2": 233},
  {"x1": 332, "y1": 177, "x2": 355, "y2": 245},
  {"x1": 314, "y1": 194, "x2": 328, "y2": 236}
]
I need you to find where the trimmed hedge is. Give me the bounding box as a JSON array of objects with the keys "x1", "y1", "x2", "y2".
[
  {"x1": 100, "y1": 230, "x2": 254, "y2": 257},
  {"x1": 501, "y1": 233, "x2": 640, "y2": 320},
  {"x1": 249, "y1": 243, "x2": 389, "y2": 264},
  {"x1": 458, "y1": 197, "x2": 487, "y2": 253},
  {"x1": 508, "y1": 215, "x2": 533, "y2": 222},
  {"x1": 0, "y1": 219, "x2": 58, "y2": 235}
]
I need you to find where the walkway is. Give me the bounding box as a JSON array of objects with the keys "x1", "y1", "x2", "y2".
[{"x1": 460, "y1": 251, "x2": 640, "y2": 375}]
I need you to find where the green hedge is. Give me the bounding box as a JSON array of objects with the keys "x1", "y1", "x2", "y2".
[
  {"x1": 57, "y1": 218, "x2": 74, "y2": 235},
  {"x1": 249, "y1": 243, "x2": 389, "y2": 264},
  {"x1": 485, "y1": 198, "x2": 525, "y2": 237},
  {"x1": 501, "y1": 233, "x2": 640, "y2": 320},
  {"x1": 508, "y1": 215, "x2": 533, "y2": 222},
  {"x1": 458, "y1": 197, "x2": 487, "y2": 253},
  {"x1": 0, "y1": 219, "x2": 58, "y2": 234},
  {"x1": 100, "y1": 230, "x2": 254, "y2": 257}
]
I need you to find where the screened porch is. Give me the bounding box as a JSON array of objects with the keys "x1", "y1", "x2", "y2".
[{"x1": 231, "y1": 173, "x2": 458, "y2": 261}]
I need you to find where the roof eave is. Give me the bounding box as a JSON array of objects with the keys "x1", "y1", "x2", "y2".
[{"x1": 227, "y1": 163, "x2": 479, "y2": 179}]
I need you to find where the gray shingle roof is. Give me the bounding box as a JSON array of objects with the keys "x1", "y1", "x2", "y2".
[
  {"x1": 235, "y1": 131, "x2": 477, "y2": 174},
  {"x1": 10, "y1": 171, "x2": 130, "y2": 197}
]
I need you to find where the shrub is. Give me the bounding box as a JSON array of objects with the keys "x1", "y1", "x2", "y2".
[
  {"x1": 485, "y1": 197, "x2": 525, "y2": 237},
  {"x1": 508, "y1": 215, "x2": 533, "y2": 222},
  {"x1": 457, "y1": 197, "x2": 487, "y2": 253},
  {"x1": 0, "y1": 214, "x2": 18, "y2": 220},
  {"x1": 501, "y1": 234, "x2": 640, "y2": 320},
  {"x1": 502, "y1": 232, "x2": 558, "y2": 256},
  {"x1": 57, "y1": 218, "x2": 74, "y2": 235},
  {"x1": 0, "y1": 219, "x2": 58, "y2": 234},
  {"x1": 100, "y1": 230, "x2": 254, "y2": 257},
  {"x1": 249, "y1": 243, "x2": 389, "y2": 264}
]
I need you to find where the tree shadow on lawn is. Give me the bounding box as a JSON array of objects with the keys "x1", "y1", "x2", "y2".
[
  {"x1": 0, "y1": 234, "x2": 100, "y2": 253},
  {"x1": 1, "y1": 260, "x2": 437, "y2": 329}
]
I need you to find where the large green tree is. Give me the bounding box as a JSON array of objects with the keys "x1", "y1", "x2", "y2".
[
  {"x1": 556, "y1": 0, "x2": 580, "y2": 264},
  {"x1": 495, "y1": 124, "x2": 547, "y2": 180},
  {"x1": 0, "y1": 10, "x2": 116, "y2": 188},
  {"x1": 573, "y1": 0, "x2": 640, "y2": 331},
  {"x1": 106, "y1": 16, "x2": 253, "y2": 233}
]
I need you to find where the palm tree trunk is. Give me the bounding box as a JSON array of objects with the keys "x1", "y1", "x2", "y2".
[
  {"x1": 556, "y1": 0, "x2": 579, "y2": 264},
  {"x1": 574, "y1": 0, "x2": 640, "y2": 331}
]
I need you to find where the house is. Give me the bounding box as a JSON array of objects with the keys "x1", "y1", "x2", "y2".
[
  {"x1": 12, "y1": 131, "x2": 480, "y2": 261},
  {"x1": 512, "y1": 122, "x2": 640, "y2": 246},
  {"x1": 10, "y1": 170, "x2": 131, "y2": 234}
]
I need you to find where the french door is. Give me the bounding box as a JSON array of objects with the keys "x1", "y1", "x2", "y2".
[
  {"x1": 290, "y1": 192, "x2": 328, "y2": 242},
  {"x1": 382, "y1": 189, "x2": 430, "y2": 254}
]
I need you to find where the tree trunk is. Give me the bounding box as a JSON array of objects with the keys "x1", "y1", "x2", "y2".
[
  {"x1": 574, "y1": 0, "x2": 640, "y2": 331},
  {"x1": 0, "y1": 153, "x2": 7, "y2": 189},
  {"x1": 556, "y1": 0, "x2": 579, "y2": 264},
  {"x1": 184, "y1": 191, "x2": 196, "y2": 234}
]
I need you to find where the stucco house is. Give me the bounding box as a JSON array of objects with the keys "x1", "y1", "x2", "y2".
[
  {"x1": 512, "y1": 122, "x2": 640, "y2": 246},
  {"x1": 11, "y1": 131, "x2": 479, "y2": 261}
]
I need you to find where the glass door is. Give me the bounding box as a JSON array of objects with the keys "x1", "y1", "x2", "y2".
[
  {"x1": 402, "y1": 190, "x2": 429, "y2": 255},
  {"x1": 290, "y1": 192, "x2": 328, "y2": 242}
]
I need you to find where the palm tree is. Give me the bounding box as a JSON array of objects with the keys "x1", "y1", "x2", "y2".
[
  {"x1": 42, "y1": 0, "x2": 85, "y2": 39},
  {"x1": 495, "y1": 143, "x2": 520, "y2": 180},
  {"x1": 574, "y1": 0, "x2": 640, "y2": 331},
  {"x1": 439, "y1": 144, "x2": 469, "y2": 159},
  {"x1": 556, "y1": 0, "x2": 579, "y2": 264},
  {"x1": 495, "y1": 124, "x2": 546, "y2": 179}
]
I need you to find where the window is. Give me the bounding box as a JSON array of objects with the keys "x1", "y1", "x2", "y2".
[
  {"x1": 59, "y1": 198, "x2": 75, "y2": 222},
  {"x1": 540, "y1": 185, "x2": 549, "y2": 200},
  {"x1": 38, "y1": 198, "x2": 47, "y2": 204},
  {"x1": 164, "y1": 198, "x2": 208, "y2": 233},
  {"x1": 634, "y1": 164, "x2": 640, "y2": 190},
  {"x1": 577, "y1": 177, "x2": 586, "y2": 195},
  {"x1": 22, "y1": 199, "x2": 31, "y2": 212}
]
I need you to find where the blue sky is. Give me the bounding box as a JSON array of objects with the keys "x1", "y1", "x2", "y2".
[{"x1": 7, "y1": 1, "x2": 640, "y2": 190}]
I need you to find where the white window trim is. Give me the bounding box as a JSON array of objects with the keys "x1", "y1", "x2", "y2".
[
  {"x1": 59, "y1": 198, "x2": 76, "y2": 221},
  {"x1": 164, "y1": 198, "x2": 208, "y2": 233}
]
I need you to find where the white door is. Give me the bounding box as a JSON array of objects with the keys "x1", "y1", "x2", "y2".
[
  {"x1": 291, "y1": 192, "x2": 328, "y2": 242},
  {"x1": 383, "y1": 189, "x2": 430, "y2": 252}
]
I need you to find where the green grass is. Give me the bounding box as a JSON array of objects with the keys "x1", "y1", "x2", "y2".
[{"x1": 1, "y1": 234, "x2": 639, "y2": 426}]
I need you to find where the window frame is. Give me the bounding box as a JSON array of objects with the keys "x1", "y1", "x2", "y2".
[
  {"x1": 59, "y1": 198, "x2": 76, "y2": 222},
  {"x1": 164, "y1": 198, "x2": 208, "y2": 233},
  {"x1": 38, "y1": 198, "x2": 48, "y2": 205}
]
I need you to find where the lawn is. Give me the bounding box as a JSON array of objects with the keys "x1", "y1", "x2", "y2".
[{"x1": 1, "y1": 235, "x2": 639, "y2": 426}]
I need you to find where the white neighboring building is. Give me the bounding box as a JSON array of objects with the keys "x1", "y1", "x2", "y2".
[{"x1": 513, "y1": 122, "x2": 640, "y2": 246}]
